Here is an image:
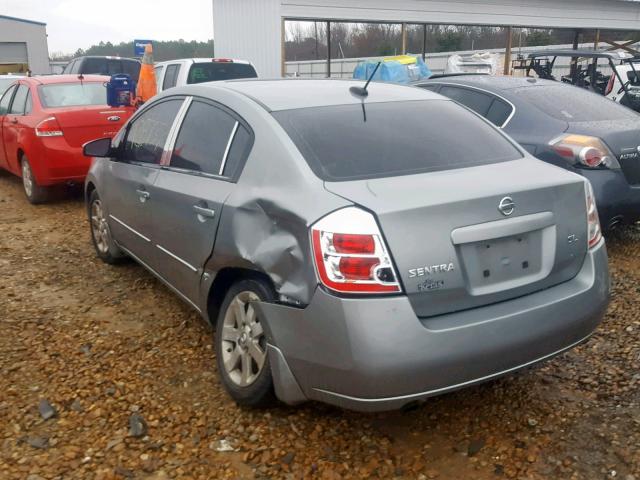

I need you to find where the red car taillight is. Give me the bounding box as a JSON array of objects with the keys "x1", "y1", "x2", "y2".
[
  {"x1": 311, "y1": 207, "x2": 402, "y2": 294},
  {"x1": 585, "y1": 181, "x2": 602, "y2": 249},
  {"x1": 35, "y1": 116, "x2": 63, "y2": 137},
  {"x1": 550, "y1": 134, "x2": 618, "y2": 169}
]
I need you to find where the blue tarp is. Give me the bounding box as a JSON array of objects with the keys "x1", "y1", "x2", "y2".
[{"x1": 353, "y1": 57, "x2": 432, "y2": 84}]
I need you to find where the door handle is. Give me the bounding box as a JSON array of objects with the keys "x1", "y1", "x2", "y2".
[
  {"x1": 136, "y1": 189, "x2": 150, "y2": 202},
  {"x1": 10, "y1": 118, "x2": 18, "y2": 124},
  {"x1": 193, "y1": 205, "x2": 216, "y2": 218}
]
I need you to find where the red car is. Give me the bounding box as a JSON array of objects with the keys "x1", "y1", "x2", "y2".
[{"x1": 0, "y1": 75, "x2": 134, "y2": 203}]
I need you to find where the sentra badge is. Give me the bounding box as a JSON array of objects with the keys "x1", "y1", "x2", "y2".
[{"x1": 409, "y1": 263, "x2": 455, "y2": 278}]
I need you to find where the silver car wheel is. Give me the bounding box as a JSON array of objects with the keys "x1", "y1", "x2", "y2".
[
  {"x1": 90, "y1": 199, "x2": 110, "y2": 254},
  {"x1": 22, "y1": 161, "x2": 33, "y2": 198},
  {"x1": 220, "y1": 291, "x2": 266, "y2": 387}
]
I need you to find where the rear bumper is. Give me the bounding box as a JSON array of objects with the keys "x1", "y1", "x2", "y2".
[
  {"x1": 581, "y1": 168, "x2": 640, "y2": 229},
  {"x1": 29, "y1": 138, "x2": 92, "y2": 186},
  {"x1": 259, "y1": 241, "x2": 610, "y2": 412}
]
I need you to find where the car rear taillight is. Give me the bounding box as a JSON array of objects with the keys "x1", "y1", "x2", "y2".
[
  {"x1": 311, "y1": 207, "x2": 402, "y2": 294},
  {"x1": 585, "y1": 181, "x2": 602, "y2": 249},
  {"x1": 35, "y1": 116, "x2": 63, "y2": 137},
  {"x1": 550, "y1": 134, "x2": 618, "y2": 169},
  {"x1": 604, "y1": 74, "x2": 616, "y2": 96}
]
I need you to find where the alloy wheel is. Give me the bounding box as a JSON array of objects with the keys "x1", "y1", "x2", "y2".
[
  {"x1": 220, "y1": 291, "x2": 267, "y2": 387},
  {"x1": 22, "y1": 161, "x2": 33, "y2": 198},
  {"x1": 90, "y1": 199, "x2": 110, "y2": 254}
]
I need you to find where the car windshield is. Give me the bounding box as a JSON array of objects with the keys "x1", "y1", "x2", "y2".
[
  {"x1": 39, "y1": 82, "x2": 107, "y2": 108},
  {"x1": 0, "y1": 78, "x2": 16, "y2": 96},
  {"x1": 273, "y1": 100, "x2": 522, "y2": 181},
  {"x1": 82, "y1": 58, "x2": 140, "y2": 77},
  {"x1": 514, "y1": 84, "x2": 638, "y2": 122},
  {"x1": 187, "y1": 62, "x2": 257, "y2": 84}
]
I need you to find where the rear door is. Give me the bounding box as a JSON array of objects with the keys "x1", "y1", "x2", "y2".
[
  {"x1": 103, "y1": 98, "x2": 184, "y2": 266},
  {"x1": 148, "y1": 97, "x2": 252, "y2": 304},
  {"x1": 0, "y1": 84, "x2": 17, "y2": 170},
  {"x1": 2, "y1": 83, "x2": 31, "y2": 174}
]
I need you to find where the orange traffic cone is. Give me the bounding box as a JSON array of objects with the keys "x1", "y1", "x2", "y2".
[{"x1": 136, "y1": 43, "x2": 157, "y2": 104}]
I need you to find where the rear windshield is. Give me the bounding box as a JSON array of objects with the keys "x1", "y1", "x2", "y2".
[
  {"x1": 81, "y1": 58, "x2": 140, "y2": 77},
  {"x1": 514, "y1": 84, "x2": 638, "y2": 122},
  {"x1": 274, "y1": 100, "x2": 522, "y2": 181},
  {"x1": 39, "y1": 82, "x2": 106, "y2": 108},
  {"x1": 187, "y1": 62, "x2": 257, "y2": 84}
]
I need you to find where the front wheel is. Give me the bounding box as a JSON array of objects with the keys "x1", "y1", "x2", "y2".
[
  {"x1": 21, "y1": 156, "x2": 49, "y2": 204},
  {"x1": 88, "y1": 189, "x2": 126, "y2": 264},
  {"x1": 216, "y1": 279, "x2": 277, "y2": 407}
]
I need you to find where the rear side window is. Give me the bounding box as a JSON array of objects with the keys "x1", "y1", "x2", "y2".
[
  {"x1": 440, "y1": 86, "x2": 493, "y2": 116},
  {"x1": 123, "y1": 99, "x2": 183, "y2": 164},
  {"x1": 223, "y1": 124, "x2": 252, "y2": 177},
  {"x1": 0, "y1": 85, "x2": 16, "y2": 114},
  {"x1": 187, "y1": 62, "x2": 257, "y2": 84},
  {"x1": 170, "y1": 101, "x2": 239, "y2": 175},
  {"x1": 163, "y1": 64, "x2": 181, "y2": 90},
  {"x1": 514, "y1": 84, "x2": 637, "y2": 121},
  {"x1": 39, "y1": 83, "x2": 106, "y2": 107},
  {"x1": 274, "y1": 100, "x2": 522, "y2": 181},
  {"x1": 9, "y1": 85, "x2": 29, "y2": 114},
  {"x1": 486, "y1": 98, "x2": 513, "y2": 126}
]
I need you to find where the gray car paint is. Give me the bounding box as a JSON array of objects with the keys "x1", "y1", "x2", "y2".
[{"x1": 86, "y1": 79, "x2": 610, "y2": 411}]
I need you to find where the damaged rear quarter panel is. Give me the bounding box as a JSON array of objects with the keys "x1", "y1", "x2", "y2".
[{"x1": 196, "y1": 86, "x2": 350, "y2": 310}]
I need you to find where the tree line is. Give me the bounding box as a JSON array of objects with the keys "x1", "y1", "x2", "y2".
[
  {"x1": 50, "y1": 39, "x2": 214, "y2": 62},
  {"x1": 285, "y1": 23, "x2": 640, "y2": 61}
]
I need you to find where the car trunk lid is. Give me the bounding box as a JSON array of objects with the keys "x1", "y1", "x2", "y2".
[
  {"x1": 324, "y1": 158, "x2": 588, "y2": 318},
  {"x1": 51, "y1": 106, "x2": 134, "y2": 147}
]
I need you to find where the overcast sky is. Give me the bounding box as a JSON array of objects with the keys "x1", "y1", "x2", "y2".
[{"x1": 0, "y1": 0, "x2": 214, "y2": 54}]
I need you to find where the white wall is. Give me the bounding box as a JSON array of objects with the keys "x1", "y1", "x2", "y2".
[
  {"x1": 214, "y1": 0, "x2": 640, "y2": 79},
  {"x1": 0, "y1": 16, "x2": 50, "y2": 74},
  {"x1": 213, "y1": 0, "x2": 283, "y2": 77}
]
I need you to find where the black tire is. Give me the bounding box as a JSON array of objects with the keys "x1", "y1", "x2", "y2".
[
  {"x1": 21, "y1": 155, "x2": 49, "y2": 204},
  {"x1": 88, "y1": 189, "x2": 126, "y2": 264},
  {"x1": 216, "y1": 278, "x2": 277, "y2": 408}
]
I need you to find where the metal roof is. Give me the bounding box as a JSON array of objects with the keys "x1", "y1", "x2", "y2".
[
  {"x1": 527, "y1": 49, "x2": 632, "y2": 60},
  {"x1": 0, "y1": 14, "x2": 46, "y2": 26}
]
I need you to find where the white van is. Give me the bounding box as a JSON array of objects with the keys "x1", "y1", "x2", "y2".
[{"x1": 154, "y1": 58, "x2": 258, "y2": 92}]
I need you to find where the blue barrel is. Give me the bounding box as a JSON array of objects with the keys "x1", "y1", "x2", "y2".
[{"x1": 106, "y1": 74, "x2": 136, "y2": 107}]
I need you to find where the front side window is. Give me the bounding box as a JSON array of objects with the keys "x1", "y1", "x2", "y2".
[
  {"x1": 39, "y1": 82, "x2": 106, "y2": 108},
  {"x1": 163, "y1": 64, "x2": 181, "y2": 90},
  {"x1": 170, "y1": 101, "x2": 238, "y2": 175},
  {"x1": 9, "y1": 85, "x2": 29, "y2": 115},
  {"x1": 274, "y1": 100, "x2": 522, "y2": 182},
  {"x1": 0, "y1": 85, "x2": 16, "y2": 115},
  {"x1": 123, "y1": 99, "x2": 183, "y2": 164}
]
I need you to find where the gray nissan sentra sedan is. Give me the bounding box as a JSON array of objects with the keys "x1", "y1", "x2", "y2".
[{"x1": 83, "y1": 79, "x2": 610, "y2": 412}]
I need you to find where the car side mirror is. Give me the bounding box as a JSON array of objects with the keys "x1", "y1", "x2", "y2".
[{"x1": 83, "y1": 138, "x2": 112, "y2": 158}]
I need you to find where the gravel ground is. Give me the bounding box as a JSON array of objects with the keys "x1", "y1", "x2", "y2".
[{"x1": 0, "y1": 174, "x2": 638, "y2": 480}]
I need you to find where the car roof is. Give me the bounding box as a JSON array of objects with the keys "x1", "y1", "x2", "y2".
[
  {"x1": 24, "y1": 74, "x2": 110, "y2": 85},
  {"x1": 76, "y1": 55, "x2": 140, "y2": 62},
  {"x1": 155, "y1": 58, "x2": 252, "y2": 66},
  {"x1": 420, "y1": 75, "x2": 559, "y2": 92},
  {"x1": 206, "y1": 78, "x2": 443, "y2": 111}
]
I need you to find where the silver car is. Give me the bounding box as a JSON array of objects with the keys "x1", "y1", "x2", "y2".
[{"x1": 84, "y1": 79, "x2": 610, "y2": 412}]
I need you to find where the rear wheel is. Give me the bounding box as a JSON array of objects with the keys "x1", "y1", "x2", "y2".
[
  {"x1": 88, "y1": 189, "x2": 125, "y2": 264},
  {"x1": 216, "y1": 279, "x2": 276, "y2": 407},
  {"x1": 21, "y1": 156, "x2": 49, "y2": 204}
]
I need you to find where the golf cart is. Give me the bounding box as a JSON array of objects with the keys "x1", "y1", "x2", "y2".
[{"x1": 513, "y1": 49, "x2": 640, "y2": 112}]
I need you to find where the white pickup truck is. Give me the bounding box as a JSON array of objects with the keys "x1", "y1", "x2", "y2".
[{"x1": 154, "y1": 58, "x2": 258, "y2": 92}]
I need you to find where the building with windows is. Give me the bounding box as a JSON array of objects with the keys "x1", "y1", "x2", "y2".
[
  {"x1": 212, "y1": 0, "x2": 640, "y2": 78},
  {"x1": 0, "y1": 14, "x2": 49, "y2": 74}
]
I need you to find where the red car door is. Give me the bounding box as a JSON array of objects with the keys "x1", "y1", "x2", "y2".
[
  {"x1": 0, "y1": 84, "x2": 17, "y2": 171},
  {"x1": 2, "y1": 83, "x2": 33, "y2": 175}
]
